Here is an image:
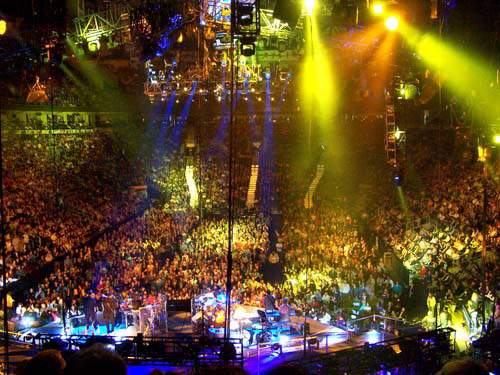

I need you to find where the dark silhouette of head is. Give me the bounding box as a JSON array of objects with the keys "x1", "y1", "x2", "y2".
[
  {"x1": 65, "y1": 344, "x2": 126, "y2": 375},
  {"x1": 437, "y1": 359, "x2": 488, "y2": 375},
  {"x1": 22, "y1": 349, "x2": 66, "y2": 375}
]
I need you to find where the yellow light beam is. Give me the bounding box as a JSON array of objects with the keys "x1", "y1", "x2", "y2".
[
  {"x1": 305, "y1": 0, "x2": 315, "y2": 16},
  {"x1": 399, "y1": 21, "x2": 499, "y2": 125}
]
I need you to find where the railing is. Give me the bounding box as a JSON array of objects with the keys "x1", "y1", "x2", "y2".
[
  {"x1": 348, "y1": 314, "x2": 423, "y2": 337},
  {"x1": 25, "y1": 333, "x2": 244, "y2": 367},
  {"x1": 289, "y1": 328, "x2": 456, "y2": 375},
  {"x1": 254, "y1": 330, "x2": 349, "y2": 358},
  {"x1": 349, "y1": 314, "x2": 420, "y2": 327}
]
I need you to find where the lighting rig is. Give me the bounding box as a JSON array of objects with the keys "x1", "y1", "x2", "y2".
[{"x1": 71, "y1": 2, "x2": 133, "y2": 54}]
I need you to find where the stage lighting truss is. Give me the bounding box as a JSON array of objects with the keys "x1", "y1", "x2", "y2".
[
  {"x1": 385, "y1": 92, "x2": 398, "y2": 167},
  {"x1": 234, "y1": 0, "x2": 261, "y2": 57},
  {"x1": 259, "y1": 9, "x2": 293, "y2": 52},
  {"x1": 130, "y1": 0, "x2": 196, "y2": 61},
  {"x1": 72, "y1": 4, "x2": 133, "y2": 51},
  {"x1": 234, "y1": 0, "x2": 260, "y2": 34},
  {"x1": 237, "y1": 57, "x2": 261, "y2": 83}
]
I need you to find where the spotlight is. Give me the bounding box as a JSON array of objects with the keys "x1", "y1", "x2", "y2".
[
  {"x1": 240, "y1": 35, "x2": 256, "y2": 57},
  {"x1": 304, "y1": 0, "x2": 315, "y2": 15},
  {"x1": 494, "y1": 134, "x2": 500, "y2": 144},
  {"x1": 288, "y1": 72, "x2": 292, "y2": 78},
  {"x1": 270, "y1": 342, "x2": 283, "y2": 356},
  {"x1": 385, "y1": 16, "x2": 399, "y2": 31},
  {"x1": 0, "y1": 20, "x2": 6, "y2": 35},
  {"x1": 241, "y1": 43, "x2": 256, "y2": 57},
  {"x1": 373, "y1": 3, "x2": 384, "y2": 15},
  {"x1": 392, "y1": 175, "x2": 401, "y2": 187},
  {"x1": 265, "y1": 72, "x2": 271, "y2": 80},
  {"x1": 237, "y1": 4, "x2": 254, "y2": 26},
  {"x1": 21, "y1": 316, "x2": 34, "y2": 328},
  {"x1": 88, "y1": 39, "x2": 101, "y2": 52}
]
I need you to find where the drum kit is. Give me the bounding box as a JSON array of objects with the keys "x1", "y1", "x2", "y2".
[
  {"x1": 191, "y1": 293, "x2": 287, "y2": 348},
  {"x1": 122, "y1": 294, "x2": 167, "y2": 335}
]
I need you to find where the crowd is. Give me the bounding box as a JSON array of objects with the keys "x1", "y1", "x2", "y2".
[
  {"x1": 368, "y1": 157, "x2": 500, "y2": 331},
  {"x1": 3, "y1": 130, "x2": 143, "y2": 289},
  {"x1": 1, "y1": 99, "x2": 498, "y2": 349},
  {"x1": 279, "y1": 202, "x2": 406, "y2": 325}
]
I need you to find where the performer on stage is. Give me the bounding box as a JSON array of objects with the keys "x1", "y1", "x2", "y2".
[
  {"x1": 103, "y1": 290, "x2": 117, "y2": 334},
  {"x1": 83, "y1": 291, "x2": 98, "y2": 334},
  {"x1": 278, "y1": 297, "x2": 292, "y2": 322},
  {"x1": 114, "y1": 288, "x2": 124, "y2": 329},
  {"x1": 263, "y1": 290, "x2": 276, "y2": 312}
]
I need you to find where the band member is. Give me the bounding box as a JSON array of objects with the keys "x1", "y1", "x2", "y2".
[
  {"x1": 103, "y1": 290, "x2": 117, "y2": 334},
  {"x1": 114, "y1": 288, "x2": 123, "y2": 328},
  {"x1": 278, "y1": 297, "x2": 292, "y2": 322},
  {"x1": 83, "y1": 291, "x2": 98, "y2": 334},
  {"x1": 263, "y1": 290, "x2": 276, "y2": 312}
]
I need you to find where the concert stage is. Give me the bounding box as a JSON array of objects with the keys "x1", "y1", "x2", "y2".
[
  {"x1": 13, "y1": 310, "x2": 411, "y2": 375},
  {"x1": 9, "y1": 313, "x2": 456, "y2": 375},
  {"x1": 14, "y1": 299, "x2": 434, "y2": 375}
]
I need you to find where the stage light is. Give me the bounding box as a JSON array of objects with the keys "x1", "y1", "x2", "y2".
[
  {"x1": 0, "y1": 20, "x2": 6, "y2": 35},
  {"x1": 237, "y1": 4, "x2": 254, "y2": 26},
  {"x1": 265, "y1": 72, "x2": 271, "y2": 80},
  {"x1": 304, "y1": 0, "x2": 315, "y2": 15},
  {"x1": 494, "y1": 134, "x2": 500, "y2": 144},
  {"x1": 392, "y1": 175, "x2": 401, "y2": 187},
  {"x1": 21, "y1": 316, "x2": 34, "y2": 327},
  {"x1": 241, "y1": 43, "x2": 256, "y2": 56},
  {"x1": 367, "y1": 329, "x2": 381, "y2": 344},
  {"x1": 271, "y1": 342, "x2": 282, "y2": 355},
  {"x1": 373, "y1": 3, "x2": 384, "y2": 14},
  {"x1": 88, "y1": 39, "x2": 101, "y2": 52},
  {"x1": 287, "y1": 72, "x2": 292, "y2": 78},
  {"x1": 385, "y1": 16, "x2": 399, "y2": 31}
]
